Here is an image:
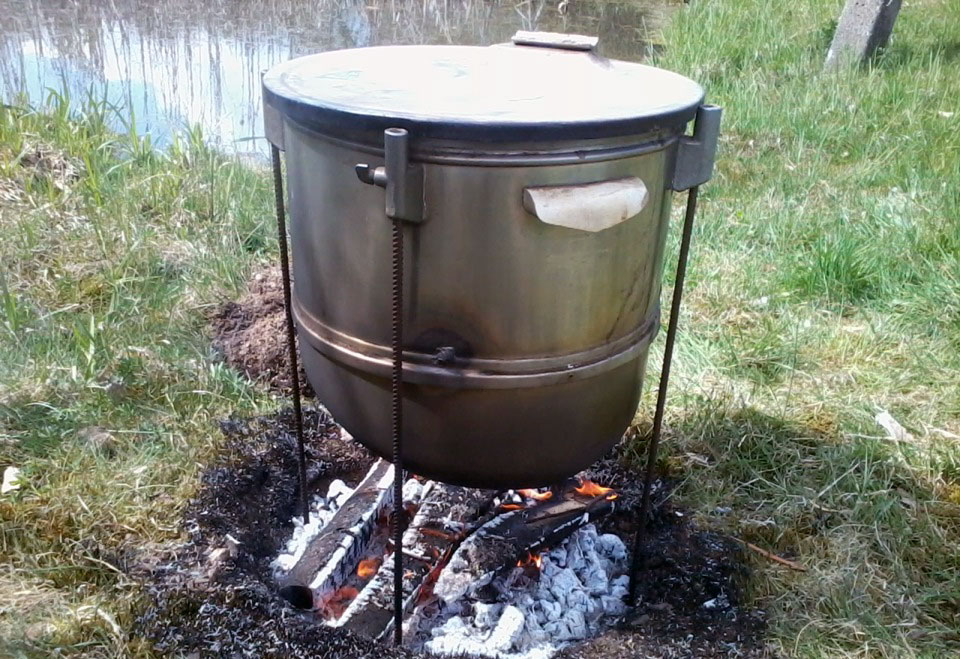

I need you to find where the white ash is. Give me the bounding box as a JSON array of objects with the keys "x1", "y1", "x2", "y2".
[
  {"x1": 271, "y1": 478, "x2": 355, "y2": 574},
  {"x1": 415, "y1": 524, "x2": 629, "y2": 659}
]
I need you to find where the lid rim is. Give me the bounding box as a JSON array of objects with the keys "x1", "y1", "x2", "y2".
[
  {"x1": 264, "y1": 86, "x2": 702, "y2": 144},
  {"x1": 262, "y1": 45, "x2": 705, "y2": 143}
]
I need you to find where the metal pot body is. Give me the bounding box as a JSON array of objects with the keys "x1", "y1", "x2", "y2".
[{"x1": 282, "y1": 121, "x2": 679, "y2": 488}]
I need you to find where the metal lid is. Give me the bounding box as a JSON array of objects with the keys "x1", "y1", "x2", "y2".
[{"x1": 263, "y1": 44, "x2": 704, "y2": 143}]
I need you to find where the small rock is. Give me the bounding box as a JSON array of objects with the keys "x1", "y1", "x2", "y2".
[
  {"x1": 225, "y1": 534, "x2": 243, "y2": 558},
  {"x1": 702, "y1": 593, "x2": 730, "y2": 610},
  {"x1": 2, "y1": 466, "x2": 22, "y2": 494},
  {"x1": 79, "y1": 426, "x2": 116, "y2": 454},
  {"x1": 630, "y1": 613, "x2": 651, "y2": 626},
  {"x1": 24, "y1": 621, "x2": 55, "y2": 641}
]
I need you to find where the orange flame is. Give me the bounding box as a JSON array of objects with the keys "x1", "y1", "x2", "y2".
[
  {"x1": 357, "y1": 557, "x2": 381, "y2": 579},
  {"x1": 575, "y1": 479, "x2": 617, "y2": 499},
  {"x1": 501, "y1": 503, "x2": 525, "y2": 511},
  {"x1": 518, "y1": 488, "x2": 554, "y2": 502},
  {"x1": 516, "y1": 552, "x2": 543, "y2": 569}
]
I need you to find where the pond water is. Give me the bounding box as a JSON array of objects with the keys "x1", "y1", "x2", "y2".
[{"x1": 0, "y1": 0, "x2": 672, "y2": 157}]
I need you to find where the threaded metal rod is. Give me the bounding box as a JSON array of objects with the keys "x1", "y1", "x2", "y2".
[
  {"x1": 390, "y1": 216, "x2": 405, "y2": 645},
  {"x1": 271, "y1": 145, "x2": 310, "y2": 522},
  {"x1": 628, "y1": 185, "x2": 699, "y2": 605}
]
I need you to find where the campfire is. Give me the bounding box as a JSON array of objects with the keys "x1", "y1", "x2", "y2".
[{"x1": 272, "y1": 463, "x2": 628, "y2": 657}]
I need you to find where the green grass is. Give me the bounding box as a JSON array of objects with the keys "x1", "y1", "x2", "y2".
[
  {"x1": 0, "y1": 0, "x2": 959, "y2": 656},
  {"x1": 634, "y1": 0, "x2": 960, "y2": 656},
  {"x1": 0, "y1": 92, "x2": 278, "y2": 656}
]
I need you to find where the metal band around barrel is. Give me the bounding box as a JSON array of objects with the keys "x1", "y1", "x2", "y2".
[
  {"x1": 292, "y1": 298, "x2": 660, "y2": 389},
  {"x1": 280, "y1": 114, "x2": 681, "y2": 167}
]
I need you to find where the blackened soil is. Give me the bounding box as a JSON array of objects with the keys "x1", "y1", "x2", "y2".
[
  {"x1": 564, "y1": 439, "x2": 772, "y2": 658},
  {"x1": 137, "y1": 410, "x2": 769, "y2": 658},
  {"x1": 211, "y1": 267, "x2": 315, "y2": 397},
  {"x1": 135, "y1": 407, "x2": 415, "y2": 658}
]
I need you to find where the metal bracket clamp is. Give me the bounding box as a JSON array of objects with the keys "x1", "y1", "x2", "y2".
[
  {"x1": 670, "y1": 104, "x2": 723, "y2": 191},
  {"x1": 356, "y1": 128, "x2": 425, "y2": 223},
  {"x1": 511, "y1": 30, "x2": 599, "y2": 52}
]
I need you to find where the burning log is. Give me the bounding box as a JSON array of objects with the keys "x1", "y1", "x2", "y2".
[
  {"x1": 334, "y1": 484, "x2": 495, "y2": 640},
  {"x1": 433, "y1": 481, "x2": 617, "y2": 606},
  {"x1": 274, "y1": 463, "x2": 620, "y2": 651},
  {"x1": 279, "y1": 460, "x2": 394, "y2": 609}
]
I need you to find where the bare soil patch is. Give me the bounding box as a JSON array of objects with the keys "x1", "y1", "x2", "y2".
[{"x1": 211, "y1": 268, "x2": 315, "y2": 397}]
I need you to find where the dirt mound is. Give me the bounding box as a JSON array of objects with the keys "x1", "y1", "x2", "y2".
[
  {"x1": 137, "y1": 411, "x2": 769, "y2": 658},
  {"x1": 211, "y1": 268, "x2": 315, "y2": 397}
]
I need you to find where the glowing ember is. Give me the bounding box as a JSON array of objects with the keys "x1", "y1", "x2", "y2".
[
  {"x1": 518, "y1": 488, "x2": 554, "y2": 501},
  {"x1": 319, "y1": 586, "x2": 359, "y2": 619},
  {"x1": 575, "y1": 479, "x2": 617, "y2": 500},
  {"x1": 501, "y1": 503, "x2": 525, "y2": 511},
  {"x1": 357, "y1": 557, "x2": 381, "y2": 579}
]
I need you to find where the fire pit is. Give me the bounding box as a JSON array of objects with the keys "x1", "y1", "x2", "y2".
[{"x1": 272, "y1": 452, "x2": 632, "y2": 657}]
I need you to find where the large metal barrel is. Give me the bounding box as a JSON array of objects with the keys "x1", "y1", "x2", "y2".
[{"x1": 263, "y1": 37, "x2": 711, "y2": 488}]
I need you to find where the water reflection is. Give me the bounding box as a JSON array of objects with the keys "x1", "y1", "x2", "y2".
[{"x1": 0, "y1": 0, "x2": 671, "y2": 156}]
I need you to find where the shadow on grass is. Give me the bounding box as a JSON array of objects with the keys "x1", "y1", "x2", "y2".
[
  {"x1": 877, "y1": 40, "x2": 960, "y2": 68},
  {"x1": 638, "y1": 399, "x2": 960, "y2": 654}
]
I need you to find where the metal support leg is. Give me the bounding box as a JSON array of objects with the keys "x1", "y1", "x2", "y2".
[
  {"x1": 355, "y1": 128, "x2": 414, "y2": 645},
  {"x1": 390, "y1": 215, "x2": 405, "y2": 645},
  {"x1": 628, "y1": 185, "x2": 699, "y2": 605},
  {"x1": 271, "y1": 145, "x2": 310, "y2": 522}
]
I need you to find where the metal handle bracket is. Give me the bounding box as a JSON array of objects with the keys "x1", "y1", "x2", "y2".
[
  {"x1": 356, "y1": 128, "x2": 425, "y2": 223},
  {"x1": 670, "y1": 104, "x2": 722, "y2": 191},
  {"x1": 511, "y1": 31, "x2": 599, "y2": 52}
]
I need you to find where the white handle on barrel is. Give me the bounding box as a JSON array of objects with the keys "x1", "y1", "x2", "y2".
[{"x1": 522, "y1": 176, "x2": 648, "y2": 233}]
